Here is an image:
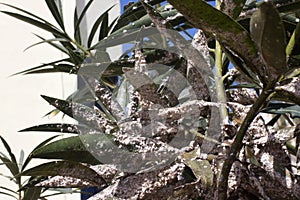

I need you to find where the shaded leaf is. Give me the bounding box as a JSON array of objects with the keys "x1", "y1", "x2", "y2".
[
  {"x1": 20, "y1": 123, "x2": 79, "y2": 134},
  {"x1": 250, "y1": 1, "x2": 287, "y2": 80},
  {"x1": 261, "y1": 103, "x2": 300, "y2": 118},
  {"x1": 23, "y1": 187, "x2": 42, "y2": 200},
  {"x1": 0, "y1": 191, "x2": 17, "y2": 199},
  {"x1": 24, "y1": 38, "x2": 69, "y2": 52},
  {"x1": 21, "y1": 135, "x2": 59, "y2": 171},
  {"x1": 74, "y1": 6, "x2": 82, "y2": 45},
  {"x1": 1, "y1": 11, "x2": 69, "y2": 39},
  {"x1": 32, "y1": 135, "x2": 101, "y2": 165},
  {"x1": 99, "y1": 12, "x2": 109, "y2": 41},
  {"x1": 11, "y1": 58, "x2": 70, "y2": 76},
  {"x1": 112, "y1": 0, "x2": 164, "y2": 33},
  {"x1": 45, "y1": 0, "x2": 65, "y2": 30},
  {"x1": 168, "y1": 0, "x2": 266, "y2": 83},
  {"x1": 21, "y1": 161, "x2": 106, "y2": 186},
  {"x1": 74, "y1": 0, "x2": 95, "y2": 40}
]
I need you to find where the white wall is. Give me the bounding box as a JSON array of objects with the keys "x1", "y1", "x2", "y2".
[{"x1": 0, "y1": 0, "x2": 120, "y2": 199}]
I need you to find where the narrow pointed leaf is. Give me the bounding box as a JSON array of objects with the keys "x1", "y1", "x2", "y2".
[
  {"x1": 74, "y1": 6, "x2": 82, "y2": 45},
  {"x1": 168, "y1": 0, "x2": 266, "y2": 83},
  {"x1": 45, "y1": 0, "x2": 65, "y2": 30},
  {"x1": 20, "y1": 123, "x2": 79, "y2": 134},
  {"x1": 250, "y1": 1, "x2": 287, "y2": 80},
  {"x1": 24, "y1": 38, "x2": 69, "y2": 52},
  {"x1": 41, "y1": 95, "x2": 73, "y2": 117},
  {"x1": 23, "y1": 187, "x2": 42, "y2": 200},
  {"x1": 11, "y1": 58, "x2": 70, "y2": 76},
  {"x1": 0, "y1": 155, "x2": 20, "y2": 183},
  {"x1": 0, "y1": 136, "x2": 18, "y2": 166},
  {"x1": 0, "y1": 186, "x2": 17, "y2": 194},
  {"x1": 261, "y1": 104, "x2": 300, "y2": 118},
  {"x1": 21, "y1": 161, "x2": 106, "y2": 186},
  {"x1": 99, "y1": 13, "x2": 109, "y2": 41},
  {"x1": 0, "y1": 191, "x2": 17, "y2": 199},
  {"x1": 74, "y1": 0, "x2": 95, "y2": 39},
  {"x1": 277, "y1": 1, "x2": 300, "y2": 14},
  {"x1": 21, "y1": 135, "x2": 59, "y2": 171},
  {"x1": 1, "y1": 11, "x2": 68, "y2": 39},
  {"x1": 32, "y1": 135, "x2": 101, "y2": 164},
  {"x1": 112, "y1": 0, "x2": 164, "y2": 32},
  {"x1": 87, "y1": 5, "x2": 115, "y2": 47}
]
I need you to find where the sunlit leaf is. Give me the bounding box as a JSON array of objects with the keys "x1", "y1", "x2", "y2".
[{"x1": 250, "y1": 1, "x2": 287, "y2": 81}]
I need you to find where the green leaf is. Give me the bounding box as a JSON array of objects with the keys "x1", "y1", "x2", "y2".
[
  {"x1": 23, "y1": 187, "x2": 42, "y2": 200},
  {"x1": 21, "y1": 135, "x2": 59, "y2": 171},
  {"x1": 250, "y1": 1, "x2": 287, "y2": 80},
  {"x1": 1, "y1": 11, "x2": 69, "y2": 39},
  {"x1": 277, "y1": 1, "x2": 300, "y2": 14},
  {"x1": 19, "y1": 123, "x2": 79, "y2": 134},
  {"x1": 261, "y1": 103, "x2": 300, "y2": 118},
  {"x1": 99, "y1": 12, "x2": 109, "y2": 41},
  {"x1": 41, "y1": 95, "x2": 73, "y2": 117},
  {"x1": 32, "y1": 135, "x2": 101, "y2": 165},
  {"x1": 45, "y1": 0, "x2": 65, "y2": 30},
  {"x1": 74, "y1": 0, "x2": 95, "y2": 40},
  {"x1": 21, "y1": 161, "x2": 106, "y2": 186},
  {"x1": 87, "y1": 5, "x2": 115, "y2": 48},
  {"x1": 0, "y1": 136, "x2": 20, "y2": 184},
  {"x1": 181, "y1": 150, "x2": 213, "y2": 189},
  {"x1": 111, "y1": 9, "x2": 178, "y2": 36},
  {"x1": 112, "y1": 0, "x2": 165, "y2": 33},
  {"x1": 74, "y1": 6, "x2": 82, "y2": 45},
  {"x1": 168, "y1": 0, "x2": 266, "y2": 84},
  {"x1": 24, "y1": 38, "x2": 69, "y2": 52},
  {"x1": 0, "y1": 191, "x2": 17, "y2": 199}
]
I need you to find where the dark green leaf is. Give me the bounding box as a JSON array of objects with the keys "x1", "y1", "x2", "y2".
[
  {"x1": 45, "y1": 0, "x2": 65, "y2": 30},
  {"x1": 21, "y1": 135, "x2": 59, "y2": 171},
  {"x1": 74, "y1": 6, "x2": 82, "y2": 45},
  {"x1": 0, "y1": 136, "x2": 19, "y2": 184},
  {"x1": 0, "y1": 191, "x2": 17, "y2": 199},
  {"x1": 32, "y1": 135, "x2": 101, "y2": 165},
  {"x1": 99, "y1": 13, "x2": 109, "y2": 41},
  {"x1": 24, "y1": 38, "x2": 69, "y2": 52},
  {"x1": 11, "y1": 58, "x2": 70, "y2": 76},
  {"x1": 277, "y1": 1, "x2": 300, "y2": 14},
  {"x1": 261, "y1": 103, "x2": 300, "y2": 118},
  {"x1": 250, "y1": 1, "x2": 287, "y2": 80},
  {"x1": 87, "y1": 5, "x2": 115, "y2": 48},
  {"x1": 74, "y1": 0, "x2": 95, "y2": 40},
  {"x1": 21, "y1": 161, "x2": 106, "y2": 186},
  {"x1": 168, "y1": 0, "x2": 266, "y2": 84},
  {"x1": 20, "y1": 123, "x2": 79, "y2": 134},
  {"x1": 1, "y1": 11, "x2": 69, "y2": 39},
  {"x1": 0, "y1": 155, "x2": 20, "y2": 184},
  {"x1": 41, "y1": 95, "x2": 73, "y2": 117},
  {"x1": 23, "y1": 187, "x2": 42, "y2": 200},
  {"x1": 112, "y1": 0, "x2": 164, "y2": 33}
]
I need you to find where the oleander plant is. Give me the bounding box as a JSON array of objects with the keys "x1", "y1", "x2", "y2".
[{"x1": 1, "y1": 0, "x2": 300, "y2": 199}]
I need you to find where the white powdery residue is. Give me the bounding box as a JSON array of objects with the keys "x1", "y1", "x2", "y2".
[{"x1": 260, "y1": 152, "x2": 274, "y2": 173}]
